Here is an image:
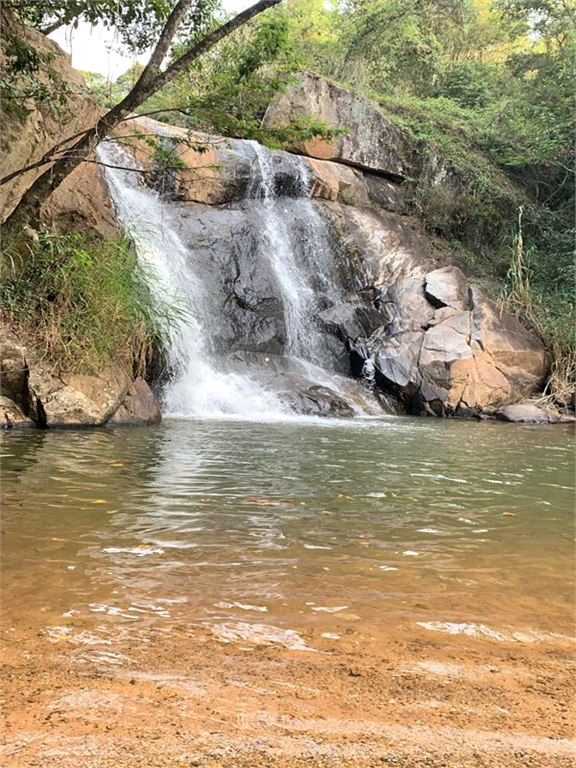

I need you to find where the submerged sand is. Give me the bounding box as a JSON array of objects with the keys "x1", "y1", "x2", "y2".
[{"x1": 2, "y1": 614, "x2": 574, "y2": 768}]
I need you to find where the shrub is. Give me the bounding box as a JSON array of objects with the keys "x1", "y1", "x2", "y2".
[{"x1": 1, "y1": 232, "x2": 174, "y2": 376}]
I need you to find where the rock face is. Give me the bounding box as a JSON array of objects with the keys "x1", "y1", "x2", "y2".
[
  {"x1": 0, "y1": 332, "x2": 29, "y2": 410},
  {"x1": 0, "y1": 330, "x2": 162, "y2": 428},
  {"x1": 332, "y1": 208, "x2": 548, "y2": 416},
  {"x1": 262, "y1": 72, "x2": 408, "y2": 180},
  {"x1": 128, "y1": 116, "x2": 405, "y2": 213},
  {"x1": 0, "y1": 11, "x2": 118, "y2": 237}
]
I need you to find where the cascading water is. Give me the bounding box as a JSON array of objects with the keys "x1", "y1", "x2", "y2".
[
  {"x1": 99, "y1": 137, "x2": 387, "y2": 420},
  {"x1": 248, "y1": 141, "x2": 314, "y2": 358},
  {"x1": 99, "y1": 142, "x2": 286, "y2": 419}
]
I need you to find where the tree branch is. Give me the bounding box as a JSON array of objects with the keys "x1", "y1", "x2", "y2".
[
  {"x1": 154, "y1": 0, "x2": 283, "y2": 92},
  {"x1": 3, "y1": 0, "x2": 284, "y2": 234}
]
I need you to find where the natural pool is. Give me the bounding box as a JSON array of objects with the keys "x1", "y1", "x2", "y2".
[{"x1": 1, "y1": 416, "x2": 574, "y2": 767}]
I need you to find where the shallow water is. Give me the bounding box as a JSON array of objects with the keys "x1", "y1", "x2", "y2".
[{"x1": 1, "y1": 417, "x2": 574, "y2": 651}]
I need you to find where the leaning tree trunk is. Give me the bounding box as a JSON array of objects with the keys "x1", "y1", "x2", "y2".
[{"x1": 2, "y1": 0, "x2": 282, "y2": 239}]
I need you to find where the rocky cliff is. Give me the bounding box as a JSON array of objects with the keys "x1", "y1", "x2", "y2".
[
  {"x1": 1, "y1": 12, "x2": 157, "y2": 428},
  {"x1": 113, "y1": 114, "x2": 548, "y2": 420},
  {"x1": 0, "y1": 10, "x2": 117, "y2": 237}
]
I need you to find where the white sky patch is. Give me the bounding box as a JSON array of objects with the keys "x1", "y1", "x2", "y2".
[{"x1": 49, "y1": 0, "x2": 257, "y2": 79}]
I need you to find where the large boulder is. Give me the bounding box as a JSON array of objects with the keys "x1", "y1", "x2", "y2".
[
  {"x1": 27, "y1": 363, "x2": 132, "y2": 427},
  {"x1": 262, "y1": 72, "x2": 408, "y2": 180},
  {"x1": 109, "y1": 378, "x2": 162, "y2": 426},
  {"x1": 0, "y1": 329, "x2": 162, "y2": 428},
  {"x1": 373, "y1": 280, "x2": 548, "y2": 416},
  {"x1": 424, "y1": 266, "x2": 471, "y2": 311}
]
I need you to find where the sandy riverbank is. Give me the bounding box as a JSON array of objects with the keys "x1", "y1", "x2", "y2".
[{"x1": 2, "y1": 616, "x2": 574, "y2": 768}]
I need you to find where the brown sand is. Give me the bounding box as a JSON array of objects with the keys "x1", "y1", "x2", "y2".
[{"x1": 1, "y1": 616, "x2": 574, "y2": 768}]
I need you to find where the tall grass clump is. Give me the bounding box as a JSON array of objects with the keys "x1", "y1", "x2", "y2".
[
  {"x1": 1, "y1": 232, "x2": 176, "y2": 376},
  {"x1": 499, "y1": 208, "x2": 575, "y2": 408}
]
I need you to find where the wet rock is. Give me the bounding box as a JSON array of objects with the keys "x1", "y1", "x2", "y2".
[
  {"x1": 226, "y1": 351, "x2": 391, "y2": 417},
  {"x1": 128, "y1": 116, "x2": 386, "y2": 211},
  {"x1": 496, "y1": 403, "x2": 560, "y2": 424},
  {"x1": 0, "y1": 396, "x2": 34, "y2": 428},
  {"x1": 374, "y1": 331, "x2": 423, "y2": 391},
  {"x1": 109, "y1": 378, "x2": 162, "y2": 426},
  {"x1": 281, "y1": 385, "x2": 355, "y2": 418}
]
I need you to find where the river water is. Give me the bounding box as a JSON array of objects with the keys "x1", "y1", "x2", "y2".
[{"x1": 2, "y1": 417, "x2": 574, "y2": 652}]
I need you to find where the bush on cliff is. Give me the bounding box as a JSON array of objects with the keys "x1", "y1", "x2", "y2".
[{"x1": 1, "y1": 233, "x2": 174, "y2": 376}]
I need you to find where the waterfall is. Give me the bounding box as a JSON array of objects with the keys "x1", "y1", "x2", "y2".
[
  {"x1": 99, "y1": 138, "x2": 387, "y2": 420},
  {"x1": 99, "y1": 142, "x2": 286, "y2": 419}
]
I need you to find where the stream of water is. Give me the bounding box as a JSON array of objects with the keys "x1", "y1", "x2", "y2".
[{"x1": 99, "y1": 139, "x2": 374, "y2": 420}]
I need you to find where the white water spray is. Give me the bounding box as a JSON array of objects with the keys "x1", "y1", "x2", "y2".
[{"x1": 99, "y1": 142, "x2": 286, "y2": 419}]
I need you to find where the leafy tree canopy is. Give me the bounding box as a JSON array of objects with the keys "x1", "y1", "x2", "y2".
[{"x1": 4, "y1": 1, "x2": 221, "y2": 51}]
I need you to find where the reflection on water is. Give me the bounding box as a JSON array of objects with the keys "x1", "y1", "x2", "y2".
[{"x1": 1, "y1": 417, "x2": 574, "y2": 651}]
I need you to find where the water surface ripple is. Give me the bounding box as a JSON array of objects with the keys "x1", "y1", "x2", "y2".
[{"x1": 1, "y1": 417, "x2": 574, "y2": 647}]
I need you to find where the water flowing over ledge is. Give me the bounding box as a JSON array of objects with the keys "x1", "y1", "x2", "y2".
[{"x1": 99, "y1": 139, "x2": 388, "y2": 421}]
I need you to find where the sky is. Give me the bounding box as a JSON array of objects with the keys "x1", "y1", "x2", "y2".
[{"x1": 49, "y1": 0, "x2": 257, "y2": 80}]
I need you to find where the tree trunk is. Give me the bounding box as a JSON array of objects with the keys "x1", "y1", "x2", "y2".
[{"x1": 3, "y1": 0, "x2": 283, "y2": 239}]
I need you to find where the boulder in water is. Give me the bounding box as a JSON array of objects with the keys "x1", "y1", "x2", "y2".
[
  {"x1": 0, "y1": 396, "x2": 34, "y2": 428},
  {"x1": 109, "y1": 378, "x2": 162, "y2": 426},
  {"x1": 28, "y1": 363, "x2": 131, "y2": 427},
  {"x1": 495, "y1": 402, "x2": 559, "y2": 424}
]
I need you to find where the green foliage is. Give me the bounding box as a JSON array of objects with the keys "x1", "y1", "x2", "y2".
[
  {"x1": 498, "y1": 207, "x2": 575, "y2": 407},
  {"x1": 133, "y1": 10, "x2": 342, "y2": 147},
  {"x1": 1, "y1": 234, "x2": 177, "y2": 375},
  {"x1": 1, "y1": 32, "x2": 74, "y2": 118},
  {"x1": 5, "y1": 1, "x2": 211, "y2": 53}
]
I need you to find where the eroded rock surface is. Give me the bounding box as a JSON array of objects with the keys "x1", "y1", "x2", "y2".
[
  {"x1": 262, "y1": 72, "x2": 408, "y2": 180},
  {"x1": 127, "y1": 117, "x2": 404, "y2": 212},
  {"x1": 0, "y1": 11, "x2": 117, "y2": 237},
  {"x1": 109, "y1": 377, "x2": 162, "y2": 426},
  {"x1": 27, "y1": 363, "x2": 131, "y2": 427},
  {"x1": 322, "y1": 205, "x2": 548, "y2": 416},
  {"x1": 0, "y1": 330, "x2": 161, "y2": 428}
]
